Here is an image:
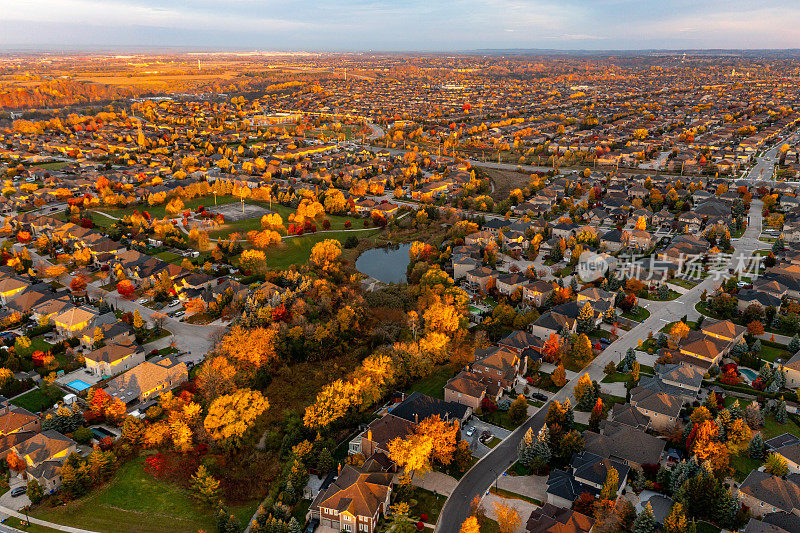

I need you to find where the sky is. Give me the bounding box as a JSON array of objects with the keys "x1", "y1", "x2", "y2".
[{"x1": 1, "y1": 0, "x2": 799, "y2": 51}]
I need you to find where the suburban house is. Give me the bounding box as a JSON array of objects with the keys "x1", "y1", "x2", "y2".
[
  {"x1": 546, "y1": 451, "x2": 629, "y2": 508},
  {"x1": 0, "y1": 429, "x2": 77, "y2": 493},
  {"x1": 523, "y1": 280, "x2": 555, "y2": 307},
  {"x1": 0, "y1": 399, "x2": 40, "y2": 436},
  {"x1": 526, "y1": 504, "x2": 594, "y2": 533},
  {"x1": 495, "y1": 272, "x2": 527, "y2": 296},
  {"x1": 629, "y1": 387, "x2": 682, "y2": 432},
  {"x1": 768, "y1": 434, "x2": 800, "y2": 474},
  {"x1": 83, "y1": 339, "x2": 145, "y2": 378},
  {"x1": 739, "y1": 471, "x2": 800, "y2": 517},
  {"x1": 784, "y1": 351, "x2": 800, "y2": 389},
  {"x1": 52, "y1": 305, "x2": 98, "y2": 338},
  {"x1": 636, "y1": 363, "x2": 704, "y2": 403},
  {"x1": 465, "y1": 267, "x2": 497, "y2": 291},
  {"x1": 584, "y1": 420, "x2": 666, "y2": 467},
  {"x1": 349, "y1": 414, "x2": 415, "y2": 457},
  {"x1": 444, "y1": 371, "x2": 495, "y2": 410},
  {"x1": 105, "y1": 356, "x2": 188, "y2": 405},
  {"x1": 471, "y1": 347, "x2": 524, "y2": 391},
  {"x1": 310, "y1": 463, "x2": 393, "y2": 533}
]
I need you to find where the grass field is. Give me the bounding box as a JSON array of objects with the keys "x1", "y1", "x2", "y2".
[
  {"x1": 11, "y1": 387, "x2": 64, "y2": 413},
  {"x1": 263, "y1": 229, "x2": 381, "y2": 269},
  {"x1": 731, "y1": 452, "x2": 762, "y2": 482},
  {"x1": 759, "y1": 342, "x2": 791, "y2": 363},
  {"x1": 31, "y1": 458, "x2": 258, "y2": 533},
  {"x1": 622, "y1": 307, "x2": 651, "y2": 322},
  {"x1": 405, "y1": 365, "x2": 457, "y2": 400},
  {"x1": 397, "y1": 487, "x2": 446, "y2": 522}
]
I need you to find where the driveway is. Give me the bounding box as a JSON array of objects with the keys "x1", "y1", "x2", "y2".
[{"x1": 0, "y1": 479, "x2": 29, "y2": 511}]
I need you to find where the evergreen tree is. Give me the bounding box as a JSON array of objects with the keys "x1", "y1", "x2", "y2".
[
  {"x1": 669, "y1": 457, "x2": 700, "y2": 495},
  {"x1": 563, "y1": 398, "x2": 574, "y2": 429},
  {"x1": 317, "y1": 447, "x2": 335, "y2": 475},
  {"x1": 288, "y1": 517, "x2": 301, "y2": 533},
  {"x1": 748, "y1": 433, "x2": 765, "y2": 460},
  {"x1": 752, "y1": 339, "x2": 762, "y2": 355},
  {"x1": 531, "y1": 426, "x2": 552, "y2": 463},
  {"x1": 632, "y1": 502, "x2": 657, "y2": 533},
  {"x1": 776, "y1": 398, "x2": 788, "y2": 424},
  {"x1": 517, "y1": 427, "x2": 536, "y2": 466},
  {"x1": 730, "y1": 340, "x2": 748, "y2": 360},
  {"x1": 657, "y1": 284, "x2": 669, "y2": 300},
  {"x1": 621, "y1": 347, "x2": 636, "y2": 373},
  {"x1": 790, "y1": 335, "x2": 800, "y2": 353},
  {"x1": 225, "y1": 515, "x2": 242, "y2": 533}
]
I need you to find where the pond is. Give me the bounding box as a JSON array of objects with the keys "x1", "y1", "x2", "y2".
[{"x1": 355, "y1": 243, "x2": 412, "y2": 284}]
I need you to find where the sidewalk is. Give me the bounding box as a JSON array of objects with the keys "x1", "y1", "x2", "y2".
[{"x1": 0, "y1": 504, "x2": 97, "y2": 533}]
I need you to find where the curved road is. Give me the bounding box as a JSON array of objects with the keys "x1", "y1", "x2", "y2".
[{"x1": 436, "y1": 201, "x2": 764, "y2": 531}]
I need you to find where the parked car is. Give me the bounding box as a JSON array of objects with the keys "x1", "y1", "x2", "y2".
[
  {"x1": 480, "y1": 430, "x2": 493, "y2": 443},
  {"x1": 10, "y1": 486, "x2": 26, "y2": 497},
  {"x1": 599, "y1": 338, "x2": 612, "y2": 346},
  {"x1": 465, "y1": 426, "x2": 475, "y2": 437},
  {"x1": 174, "y1": 311, "x2": 185, "y2": 318},
  {"x1": 303, "y1": 518, "x2": 319, "y2": 533},
  {"x1": 530, "y1": 392, "x2": 548, "y2": 401}
]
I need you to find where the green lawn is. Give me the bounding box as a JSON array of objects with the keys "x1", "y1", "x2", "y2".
[
  {"x1": 98, "y1": 195, "x2": 239, "y2": 220},
  {"x1": 11, "y1": 387, "x2": 64, "y2": 413},
  {"x1": 759, "y1": 342, "x2": 791, "y2": 363},
  {"x1": 489, "y1": 487, "x2": 542, "y2": 506},
  {"x1": 479, "y1": 409, "x2": 526, "y2": 431},
  {"x1": 405, "y1": 365, "x2": 457, "y2": 400},
  {"x1": 397, "y1": 487, "x2": 446, "y2": 522},
  {"x1": 30, "y1": 457, "x2": 259, "y2": 533},
  {"x1": 486, "y1": 437, "x2": 502, "y2": 449},
  {"x1": 760, "y1": 415, "x2": 800, "y2": 440},
  {"x1": 696, "y1": 521, "x2": 721, "y2": 533},
  {"x1": 261, "y1": 229, "x2": 381, "y2": 269},
  {"x1": 669, "y1": 278, "x2": 698, "y2": 289},
  {"x1": 601, "y1": 371, "x2": 634, "y2": 384},
  {"x1": 731, "y1": 452, "x2": 762, "y2": 482},
  {"x1": 622, "y1": 307, "x2": 651, "y2": 322}
]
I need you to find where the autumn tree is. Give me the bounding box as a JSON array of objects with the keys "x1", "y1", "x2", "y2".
[
  {"x1": 669, "y1": 321, "x2": 690, "y2": 348},
  {"x1": 309, "y1": 239, "x2": 342, "y2": 268},
  {"x1": 204, "y1": 389, "x2": 269, "y2": 449},
  {"x1": 190, "y1": 464, "x2": 221, "y2": 506},
  {"x1": 459, "y1": 516, "x2": 480, "y2": 533},
  {"x1": 552, "y1": 364, "x2": 567, "y2": 387},
  {"x1": 196, "y1": 356, "x2": 237, "y2": 402},
  {"x1": 216, "y1": 326, "x2": 278, "y2": 374},
  {"x1": 493, "y1": 501, "x2": 521, "y2": 533}
]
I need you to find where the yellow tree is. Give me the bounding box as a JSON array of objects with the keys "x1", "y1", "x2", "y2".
[
  {"x1": 668, "y1": 321, "x2": 690, "y2": 348},
  {"x1": 388, "y1": 431, "x2": 434, "y2": 478},
  {"x1": 493, "y1": 501, "x2": 521, "y2": 533},
  {"x1": 459, "y1": 516, "x2": 480, "y2": 533},
  {"x1": 204, "y1": 389, "x2": 270, "y2": 449},
  {"x1": 417, "y1": 415, "x2": 459, "y2": 466},
  {"x1": 309, "y1": 239, "x2": 342, "y2": 268}
]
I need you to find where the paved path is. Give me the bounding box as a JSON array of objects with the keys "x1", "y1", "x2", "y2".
[
  {"x1": 0, "y1": 503, "x2": 97, "y2": 533},
  {"x1": 435, "y1": 200, "x2": 764, "y2": 532}
]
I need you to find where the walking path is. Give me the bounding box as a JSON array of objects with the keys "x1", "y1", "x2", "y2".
[{"x1": 0, "y1": 504, "x2": 97, "y2": 533}]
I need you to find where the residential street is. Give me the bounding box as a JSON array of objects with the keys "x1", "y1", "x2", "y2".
[
  {"x1": 435, "y1": 201, "x2": 764, "y2": 532},
  {"x1": 29, "y1": 250, "x2": 224, "y2": 360}
]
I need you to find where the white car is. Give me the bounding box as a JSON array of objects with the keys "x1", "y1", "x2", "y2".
[{"x1": 465, "y1": 427, "x2": 475, "y2": 437}]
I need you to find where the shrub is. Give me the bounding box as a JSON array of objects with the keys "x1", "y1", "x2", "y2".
[{"x1": 72, "y1": 426, "x2": 93, "y2": 445}]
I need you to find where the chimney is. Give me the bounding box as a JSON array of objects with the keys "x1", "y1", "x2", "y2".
[
  {"x1": 414, "y1": 413, "x2": 418, "y2": 424},
  {"x1": 337, "y1": 463, "x2": 342, "y2": 476}
]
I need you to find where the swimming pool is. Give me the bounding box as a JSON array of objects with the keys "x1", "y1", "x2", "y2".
[
  {"x1": 66, "y1": 379, "x2": 91, "y2": 392},
  {"x1": 739, "y1": 368, "x2": 758, "y2": 383}
]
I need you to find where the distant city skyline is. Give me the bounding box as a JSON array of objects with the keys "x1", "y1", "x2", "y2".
[{"x1": 1, "y1": 0, "x2": 799, "y2": 51}]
